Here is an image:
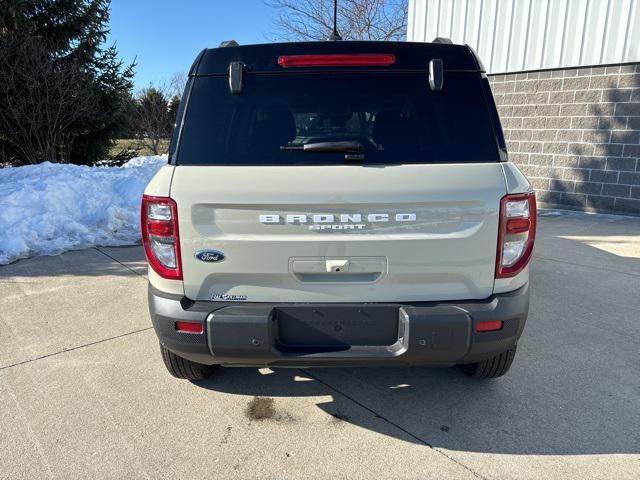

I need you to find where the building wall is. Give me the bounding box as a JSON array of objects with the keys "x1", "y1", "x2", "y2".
[
  {"x1": 408, "y1": 0, "x2": 640, "y2": 74},
  {"x1": 490, "y1": 63, "x2": 640, "y2": 214},
  {"x1": 408, "y1": 0, "x2": 640, "y2": 214}
]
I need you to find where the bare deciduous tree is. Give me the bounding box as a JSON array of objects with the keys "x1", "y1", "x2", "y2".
[
  {"x1": 267, "y1": 0, "x2": 408, "y2": 41},
  {"x1": 169, "y1": 71, "x2": 188, "y2": 97},
  {"x1": 134, "y1": 86, "x2": 172, "y2": 155},
  {"x1": 0, "y1": 37, "x2": 97, "y2": 163}
]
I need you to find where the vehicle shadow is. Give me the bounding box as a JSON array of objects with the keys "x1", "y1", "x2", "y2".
[{"x1": 195, "y1": 226, "x2": 640, "y2": 456}]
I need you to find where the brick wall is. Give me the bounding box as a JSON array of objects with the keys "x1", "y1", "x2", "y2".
[{"x1": 489, "y1": 63, "x2": 640, "y2": 215}]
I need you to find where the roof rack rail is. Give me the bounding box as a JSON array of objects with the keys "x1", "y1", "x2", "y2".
[
  {"x1": 432, "y1": 37, "x2": 453, "y2": 44},
  {"x1": 219, "y1": 40, "x2": 239, "y2": 48}
]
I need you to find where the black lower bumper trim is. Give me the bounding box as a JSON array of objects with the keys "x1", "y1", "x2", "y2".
[{"x1": 148, "y1": 284, "x2": 529, "y2": 367}]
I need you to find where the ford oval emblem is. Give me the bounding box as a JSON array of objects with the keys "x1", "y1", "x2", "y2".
[{"x1": 195, "y1": 250, "x2": 225, "y2": 263}]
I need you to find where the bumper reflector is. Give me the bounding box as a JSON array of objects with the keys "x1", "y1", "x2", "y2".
[
  {"x1": 175, "y1": 321, "x2": 204, "y2": 334},
  {"x1": 475, "y1": 320, "x2": 503, "y2": 333}
]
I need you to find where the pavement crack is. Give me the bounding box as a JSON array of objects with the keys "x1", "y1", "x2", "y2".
[
  {"x1": 0, "y1": 327, "x2": 153, "y2": 371},
  {"x1": 299, "y1": 368, "x2": 490, "y2": 480},
  {"x1": 94, "y1": 247, "x2": 147, "y2": 278}
]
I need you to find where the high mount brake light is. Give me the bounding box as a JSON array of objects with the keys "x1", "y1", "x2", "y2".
[
  {"x1": 277, "y1": 54, "x2": 396, "y2": 68},
  {"x1": 141, "y1": 195, "x2": 182, "y2": 280},
  {"x1": 495, "y1": 192, "x2": 536, "y2": 278}
]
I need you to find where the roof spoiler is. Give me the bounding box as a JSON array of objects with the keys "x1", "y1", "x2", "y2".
[
  {"x1": 193, "y1": 41, "x2": 482, "y2": 76},
  {"x1": 188, "y1": 49, "x2": 206, "y2": 76},
  {"x1": 465, "y1": 45, "x2": 486, "y2": 72}
]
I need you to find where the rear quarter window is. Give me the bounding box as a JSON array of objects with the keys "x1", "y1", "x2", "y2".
[{"x1": 176, "y1": 71, "x2": 500, "y2": 166}]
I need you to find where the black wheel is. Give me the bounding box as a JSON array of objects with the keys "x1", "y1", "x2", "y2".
[
  {"x1": 160, "y1": 343, "x2": 216, "y2": 380},
  {"x1": 458, "y1": 344, "x2": 517, "y2": 379}
]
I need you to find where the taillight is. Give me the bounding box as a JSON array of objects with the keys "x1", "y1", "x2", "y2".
[
  {"x1": 141, "y1": 195, "x2": 182, "y2": 279},
  {"x1": 277, "y1": 54, "x2": 396, "y2": 68},
  {"x1": 496, "y1": 192, "x2": 536, "y2": 278}
]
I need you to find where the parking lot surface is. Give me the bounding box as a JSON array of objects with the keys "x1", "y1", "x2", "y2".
[{"x1": 1, "y1": 210, "x2": 639, "y2": 479}]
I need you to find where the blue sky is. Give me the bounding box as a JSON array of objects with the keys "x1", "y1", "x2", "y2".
[{"x1": 107, "y1": 0, "x2": 275, "y2": 91}]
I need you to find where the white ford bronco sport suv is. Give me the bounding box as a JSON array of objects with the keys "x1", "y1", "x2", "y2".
[{"x1": 142, "y1": 40, "x2": 535, "y2": 381}]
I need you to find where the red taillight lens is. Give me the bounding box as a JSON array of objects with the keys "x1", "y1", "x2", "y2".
[
  {"x1": 277, "y1": 54, "x2": 396, "y2": 68},
  {"x1": 147, "y1": 220, "x2": 173, "y2": 236},
  {"x1": 496, "y1": 192, "x2": 536, "y2": 278},
  {"x1": 175, "y1": 321, "x2": 203, "y2": 334},
  {"x1": 141, "y1": 195, "x2": 182, "y2": 280},
  {"x1": 475, "y1": 320, "x2": 503, "y2": 333},
  {"x1": 506, "y1": 218, "x2": 530, "y2": 234}
]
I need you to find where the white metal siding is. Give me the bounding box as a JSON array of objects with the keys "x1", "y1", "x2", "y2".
[{"x1": 407, "y1": 0, "x2": 640, "y2": 73}]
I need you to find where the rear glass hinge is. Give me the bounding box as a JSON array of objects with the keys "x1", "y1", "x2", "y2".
[
  {"x1": 228, "y1": 61, "x2": 244, "y2": 94},
  {"x1": 428, "y1": 59, "x2": 444, "y2": 91}
]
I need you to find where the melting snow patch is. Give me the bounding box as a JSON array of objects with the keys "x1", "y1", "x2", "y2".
[{"x1": 0, "y1": 156, "x2": 167, "y2": 265}]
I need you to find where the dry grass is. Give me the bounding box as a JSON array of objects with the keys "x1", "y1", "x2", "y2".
[{"x1": 109, "y1": 138, "x2": 170, "y2": 159}]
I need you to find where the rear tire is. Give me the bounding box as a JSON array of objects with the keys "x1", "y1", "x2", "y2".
[
  {"x1": 458, "y1": 344, "x2": 517, "y2": 379},
  {"x1": 160, "y1": 343, "x2": 216, "y2": 380}
]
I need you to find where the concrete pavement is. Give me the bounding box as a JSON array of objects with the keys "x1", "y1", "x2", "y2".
[{"x1": 1, "y1": 211, "x2": 639, "y2": 479}]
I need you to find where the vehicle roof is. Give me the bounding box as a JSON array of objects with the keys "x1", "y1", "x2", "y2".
[{"x1": 190, "y1": 41, "x2": 483, "y2": 76}]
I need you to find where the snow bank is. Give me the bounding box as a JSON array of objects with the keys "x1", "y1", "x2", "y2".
[{"x1": 0, "y1": 156, "x2": 167, "y2": 265}]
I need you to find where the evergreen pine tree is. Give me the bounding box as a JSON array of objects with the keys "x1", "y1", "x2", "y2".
[{"x1": 0, "y1": 0, "x2": 135, "y2": 165}]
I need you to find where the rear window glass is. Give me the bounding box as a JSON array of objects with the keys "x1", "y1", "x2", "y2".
[{"x1": 176, "y1": 71, "x2": 500, "y2": 165}]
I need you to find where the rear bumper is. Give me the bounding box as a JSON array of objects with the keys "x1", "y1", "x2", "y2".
[{"x1": 148, "y1": 284, "x2": 529, "y2": 367}]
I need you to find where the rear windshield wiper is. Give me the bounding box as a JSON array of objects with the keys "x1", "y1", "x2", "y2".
[{"x1": 280, "y1": 141, "x2": 364, "y2": 153}]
